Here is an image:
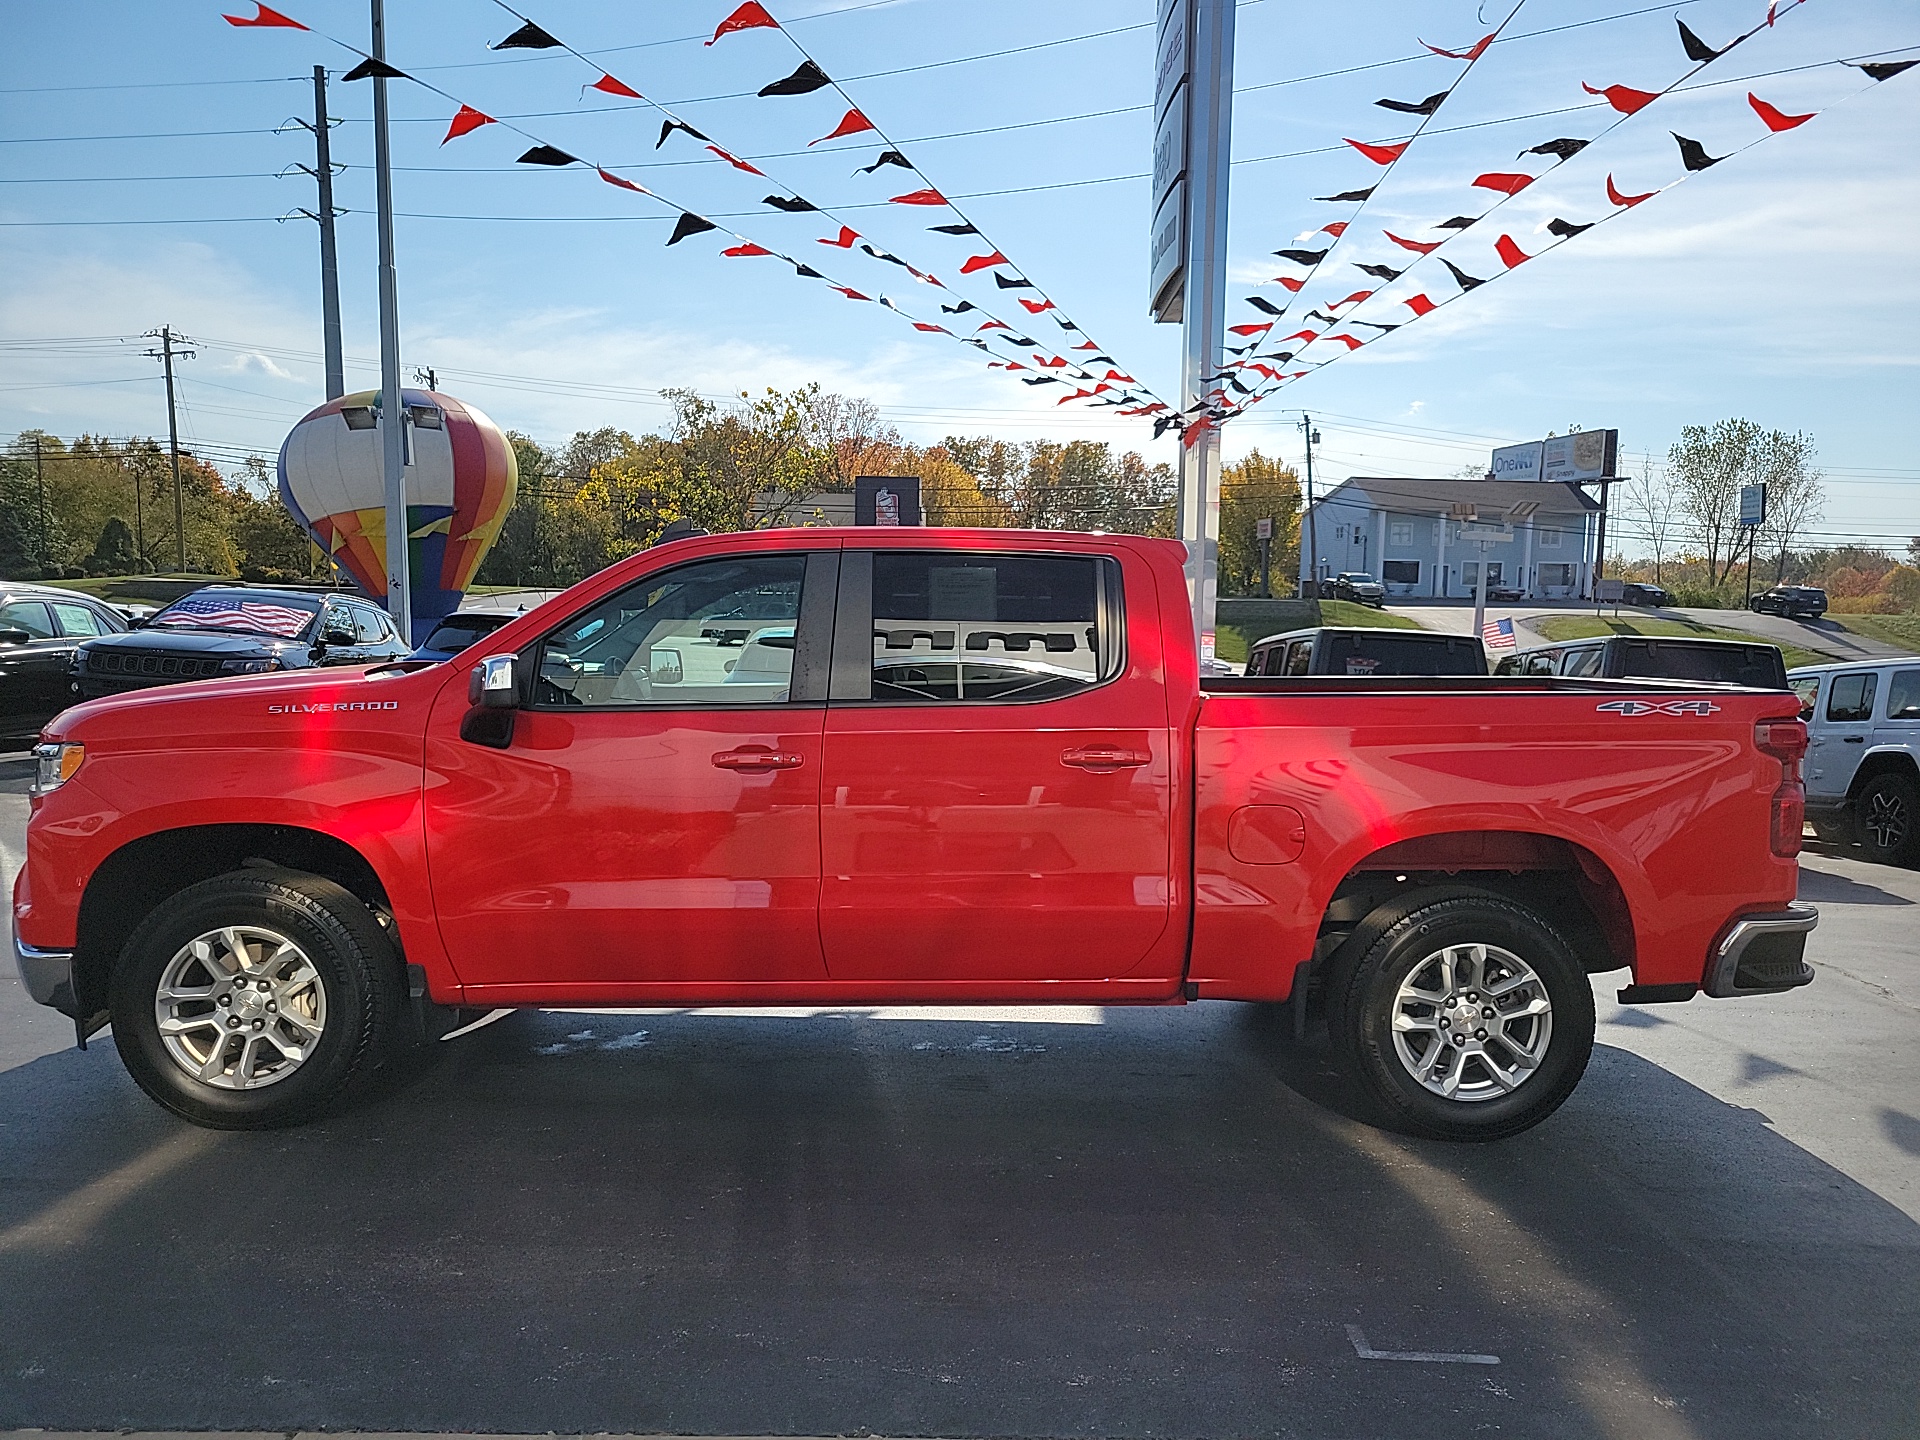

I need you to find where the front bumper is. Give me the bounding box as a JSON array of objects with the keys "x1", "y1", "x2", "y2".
[
  {"x1": 1703, "y1": 902, "x2": 1819, "y2": 997},
  {"x1": 12, "y1": 917, "x2": 78, "y2": 1018}
]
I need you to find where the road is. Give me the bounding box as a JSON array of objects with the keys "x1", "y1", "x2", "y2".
[
  {"x1": 1, "y1": 763, "x2": 1916, "y2": 1438},
  {"x1": 1393, "y1": 598, "x2": 1910, "y2": 661}
]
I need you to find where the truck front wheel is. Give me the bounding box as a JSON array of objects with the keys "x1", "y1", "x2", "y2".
[
  {"x1": 109, "y1": 869, "x2": 407, "y2": 1129},
  {"x1": 1327, "y1": 895, "x2": 1594, "y2": 1142}
]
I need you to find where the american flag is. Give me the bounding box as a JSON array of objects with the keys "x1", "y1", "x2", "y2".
[
  {"x1": 154, "y1": 595, "x2": 318, "y2": 639},
  {"x1": 1481, "y1": 617, "x2": 1517, "y2": 650}
]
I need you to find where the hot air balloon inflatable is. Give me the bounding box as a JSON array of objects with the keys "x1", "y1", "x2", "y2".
[{"x1": 277, "y1": 388, "x2": 517, "y2": 634}]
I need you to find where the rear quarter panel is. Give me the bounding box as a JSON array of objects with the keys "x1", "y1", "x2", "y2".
[{"x1": 1188, "y1": 686, "x2": 1802, "y2": 998}]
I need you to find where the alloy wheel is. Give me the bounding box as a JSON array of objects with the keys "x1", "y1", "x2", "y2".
[
  {"x1": 153, "y1": 925, "x2": 328, "y2": 1090},
  {"x1": 1389, "y1": 942, "x2": 1553, "y2": 1102},
  {"x1": 1864, "y1": 789, "x2": 1910, "y2": 853}
]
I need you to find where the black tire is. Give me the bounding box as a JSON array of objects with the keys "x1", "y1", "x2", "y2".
[
  {"x1": 110, "y1": 869, "x2": 407, "y2": 1129},
  {"x1": 1326, "y1": 895, "x2": 1594, "y2": 1142},
  {"x1": 1856, "y1": 772, "x2": 1920, "y2": 868}
]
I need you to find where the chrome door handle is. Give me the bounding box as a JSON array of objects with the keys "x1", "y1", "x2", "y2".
[
  {"x1": 1060, "y1": 744, "x2": 1151, "y2": 771},
  {"x1": 712, "y1": 746, "x2": 804, "y2": 771}
]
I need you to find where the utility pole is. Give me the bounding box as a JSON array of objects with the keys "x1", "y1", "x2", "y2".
[
  {"x1": 284, "y1": 66, "x2": 347, "y2": 399},
  {"x1": 32, "y1": 436, "x2": 48, "y2": 573},
  {"x1": 143, "y1": 327, "x2": 195, "y2": 572},
  {"x1": 370, "y1": 0, "x2": 411, "y2": 642},
  {"x1": 413, "y1": 366, "x2": 436, "y2": 391},
  {"x1": 1299, "y1": 414, "x2": 1319, "y2": 597}
]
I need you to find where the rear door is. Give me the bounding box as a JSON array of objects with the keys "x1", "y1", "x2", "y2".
[
  {"x1": 818, "y1": 546, "x2": 1176, "y2": 983},
  {"x1": 0, "y1": 599, "x2": 72, "y2": 738},
  {"x1": 1807, "y1": 668, "x2": 1879, "y2": 802}
]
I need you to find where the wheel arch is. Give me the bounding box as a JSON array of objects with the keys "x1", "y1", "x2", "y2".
[
  {"x1": 1312, "y1": 829, "x2": 1637, "y2": 981},
  {"x1": 1847, "y1": 748, "x2": 1920, "y2": 800},
  {"x1": 73, "y1": 823, "x2": 395, "y2": 1023}
]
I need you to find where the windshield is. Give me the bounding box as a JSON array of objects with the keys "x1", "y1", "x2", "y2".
[
  {"x1": 420, "y1": 615, "x2": 509, "y2": 652},
  {"x1": 150, "y1": 591, "x2": 322, "y2": 639},
  {"x1": 1615, "y1": 639, "x2": 1787, "y2": 688}
]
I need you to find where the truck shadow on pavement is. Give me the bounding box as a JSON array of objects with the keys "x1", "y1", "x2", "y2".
[{"x1": 0, "y1": 1004, "x2": 1915, "y2": 1440}]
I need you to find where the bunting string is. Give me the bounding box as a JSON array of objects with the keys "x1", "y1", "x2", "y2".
[
  {"x1": 219, "y1": 1, "x2": 1167, "y2": 415},
  {"x1": 1223, "y1": 40, "x2": 1916, "y2": 419},
  {"x1": 1222, "y1": 0, "x2": 1826, "y2": 417}
]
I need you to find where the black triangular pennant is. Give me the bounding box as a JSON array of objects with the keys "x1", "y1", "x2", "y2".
[
  {"x1": 928, "y1": 221, "x2": 978, "y2": 235},
  {"x1": 758, "y1": 60, "x2": 832, "y2": 97},
  {"x1": 1313, "y1": 186, "x2": 1374, "y2": 202},
  {"x1": 341, "y1": 57, "x2": 407, "y2": 82},
  {"x1": 1676, "y1": 18, "x2": 1728, "y2": 62},
  {"x1": 667, "y1": 212, "x2": 717, "y2": 246},
  {"x1": 1441, "y1": 259, "x2": 1484, "y2": 291},
  {"x1": 1375, "y1": 90, "x2": 1449, "y2": 116},
  {"x1": 516, "y1": 145, "x2": 579, "y2": 166},
  {"x1": 993, "y1": 273, "x2": 1034, "y2": 289},
  {"x1": 1520, "y1": 137, "x2": 1588, "y2": 160},
  {"x1": 656, "y1": 118, "x2": 710, "y2": 149},
  {"x1": 856, "y1": 150, "x2": 912, "y2": 175},
  {"x1": 1272, "y1": 247, "x2": 1328, "y2": 265},
  {"x1": 493, "y1": 21, "x2": 562, "y2": 50},
  {"x1": 792, "y1": 263, "x2": 823, "y2": 279},
  {"x1": 763, "y1": 194, "x2": 818, "y2": 212},
  {"x1": 1855, "y1": 59, "x2": 1919, "y2": 81},
  {"x1": 940, "y1": 300, "x2": 977, "y2": 314},
  {"x1": 1547, "y1": 217, "x2": 1593, "y2": 238},
  {"x1": 1353, "y1": 263, "x2": 1401, "y2": 280},
  {"x1": 1672, "y1": 133, "x2": 1723, "y2": 171},
  {"x1": 1246, "y1": 296, "x2": 1286, "y2": 315},
  {"x1": 1435, "y1": 215, "x2": 1479, "y2": 229}
]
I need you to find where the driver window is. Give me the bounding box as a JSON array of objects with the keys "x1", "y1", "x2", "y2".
[{"x1": 536, "y1": 554, "x2": 807, "y2": 707}]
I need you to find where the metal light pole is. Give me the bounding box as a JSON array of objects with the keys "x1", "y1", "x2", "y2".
[
  {"x1": 370, "y1": 0, "x2": 411, "y2": 642},
  {"x1": 1173, "y1": 0, "x2": 1235, "y2": 665}
]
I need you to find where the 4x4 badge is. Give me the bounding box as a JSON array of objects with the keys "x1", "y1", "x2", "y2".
[{"x1": 1596, "y1": 699, "x2": 1721, "y2": 716}]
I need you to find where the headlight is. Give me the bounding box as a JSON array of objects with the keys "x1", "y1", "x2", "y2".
[
  {"x1": 219, "y1": 657, "x2": 281, "y2": 675},
  {"x1": 32, "y1": 742, "x2": 84, "y2": 794}
]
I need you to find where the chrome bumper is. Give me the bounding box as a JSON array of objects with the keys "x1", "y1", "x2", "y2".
[
  {"x1": 11, "y1": 918, "x2": 78, "y2": 1018},
  {"x1": 1704, "y1": 902, "x2": 1819, "y2": 998}
]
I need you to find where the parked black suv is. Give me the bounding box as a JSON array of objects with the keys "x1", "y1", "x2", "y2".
[
  {"x1": 1623, "y1": 581, "x2": 1673, "y2": 607},
  {"x1": 0, "y1": 584, "x2": 132, "y2": 745},
  {"x1": 1493, "y1": 634, "x2": 1787, "y2": 688},
  {"x1": 71, "y1": 586, "x2": 410, "y2": 702},
  {"x1": 1750, "y1": 585, "x2": 1828, "y2": 620}
]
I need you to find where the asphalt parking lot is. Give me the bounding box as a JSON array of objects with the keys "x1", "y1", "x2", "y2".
[{"x1": 1, "y1": 757, "x2": 1916, "y2": 1440}]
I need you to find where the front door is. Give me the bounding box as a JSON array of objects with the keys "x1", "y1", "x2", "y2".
[
  {"x1": 1807, "y1": 668, "x2": 1878, "y2": 802},
  {"x1": 818, "y1": 547, "x2": 1175, "y2": 984},
  {"x1": 424, "y1": 549, "x2": 838, "y2": 999},
  {"x1": 0, "y1": 599, "x2": 75, "y2": 740}
]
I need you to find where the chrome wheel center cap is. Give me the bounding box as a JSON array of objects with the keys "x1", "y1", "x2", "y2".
[{"x1": 232, "y1": 986, "x2": 270, "y2": 1021}]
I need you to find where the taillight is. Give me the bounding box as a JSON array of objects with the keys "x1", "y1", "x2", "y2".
[{"x1": 1756, "y1": 717, "x2": 1808, "y2": 857}]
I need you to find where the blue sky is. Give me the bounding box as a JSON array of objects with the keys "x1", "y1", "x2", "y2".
[{"x1": 3, "y1": 0, "x2": 1916, "y2": 554}]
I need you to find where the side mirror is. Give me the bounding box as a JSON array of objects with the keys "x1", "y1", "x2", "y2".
[
  {"x1": 649, "y1": 647, "x2": 683, "y2": 684},
  {"x1": 468, "y1": 652, "x2": 519, "y2": 709},
  {"x1": 0, "y1": 628, "x2": 30, "y2": 646}
]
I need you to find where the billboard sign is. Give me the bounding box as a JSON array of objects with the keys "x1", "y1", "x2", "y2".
[
  {"x1": 1154, "y1": 0, "x2": 1187, "y2": 119},
  {"x1": 1151, "y1": 84, "x2": 1187, "y2": 212},
  {"x1": 1542, "y1": 428, "x2": 1618, "y2": 483},
  {"x1": 1490, "y1": 441, "x2": 1543, "y2": 482},
  {"x1": 1739, "y1": 483, "x2": 1766, "y2": 527},
  {"x1": 854, "y1": 474, "x2": 922, "y2": 527},
  {"x1": 1149, "y1": 183, "x2": 1185, "y2": 322}
]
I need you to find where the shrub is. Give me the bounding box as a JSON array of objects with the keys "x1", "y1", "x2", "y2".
[{"x1": 1671, "y1": 583, "x2": 1739, "y2": 608}]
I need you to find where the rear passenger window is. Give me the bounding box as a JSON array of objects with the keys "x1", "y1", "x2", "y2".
[
  {"x1": 1523, "y1": 652, "x2": 1556, "y2": 677},
  {"x1": 1887, "y1": 670, "x2": 1920, "y2": 720},
  {"x1": 866, "y1": 552, "x2": 1114, "y2": 704},
  {"x1": 1561, "y1": 646, "x2": 1603, "y2": 678},
  {"x1": 1284, "y1": 640, "x2": 1312, "y2": 677},
  {"x1": 1826, "y1": 672, "x2": 1877, "y2": 722},
  {"x1": 352, "y1": 605, "x2": 388, "y2": 643},
  {"x1": 51, "y1": 602, "x2": 107, "y2": 637},
  {"x1": 1790, "y1": 676, "x2": 1819, "y2": 720}
]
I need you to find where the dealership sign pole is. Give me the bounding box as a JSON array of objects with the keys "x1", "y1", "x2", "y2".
[
  {"x1": 370, "y1": 0, "x2": 412, "y2": 644},
  {"x1": 1151, "y1": 0, "x2": 1235, "y2": 666}
]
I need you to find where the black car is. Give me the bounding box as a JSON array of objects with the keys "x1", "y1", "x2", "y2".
[
  {"x1": 1493, "y1": 634, "x2": 1787, "y2": 688},
  {"x1": 1623, "y1": 582, "x2": 1673, "y2": 607},
  {"x1": 1327, "y1": 572, "x2": 1386, "y2": 607},
  {"x1": 1750, "y1": 585, "x2": 1828, "y2": 619},
  {"x1": 71, "y1": 586, "x2": 411, "y2": 702},
  {"x1": 1485, "y1": 582, "x2": 1526, "y2": 602},
  {"x1": 409, "y1": 608, "x2": 518, "y2": 663},
  {"x1": 1245, "y1": 626, "x2": 1488, "y2": 677},
  {"x1": 0, "y1": 584, "x2": 132, "y2": 745}
]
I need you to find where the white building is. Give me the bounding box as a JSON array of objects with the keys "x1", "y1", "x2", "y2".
[{"x1": 1300, "y1": 477, "x2": 1602, "y2": 600}]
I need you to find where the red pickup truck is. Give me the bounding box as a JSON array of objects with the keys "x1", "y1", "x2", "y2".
[{"x1": 13, "y1": 529, "x2": 1816, "y2": 1141}]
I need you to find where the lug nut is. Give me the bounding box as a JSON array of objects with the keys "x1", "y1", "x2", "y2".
[
  {"x1": 217, "y1": 995, "x2": 230, "y2": 1007},
  {"x1": 1453, "y1": 1034, "x2": 1466, "y2": 1047},
  {"x1": 266, "y1": 1001, "x2": 276, "y2": 1012},
  {"x1": 1476, "y1": 1029, "x2": 1487, "y2": 1041},
  {"x1": 1483, "y1": 1007, "x2": 1495, "y2": 1019},
  {"x1": 258, "y1": 979, "x2": 271, "y2": 990},
  {"x1": 227, "y1": 1016, "x2": 241, "y2": 1029},
  {"x1": 252, "y1": 1019, "x2": 264, "y2": 1030},
  {"x1": 1439, "y1": 1017, "x2": 1451, "y2": 1029}
]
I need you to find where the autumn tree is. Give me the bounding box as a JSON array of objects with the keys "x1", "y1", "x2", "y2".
[{"x1": 1218, "y1": 448, "x2": 1302, "y2": 596}]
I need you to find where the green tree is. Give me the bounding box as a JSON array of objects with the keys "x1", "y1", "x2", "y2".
[{"x1": 1218, "y1": 449, "x2": 1301, "y2": 596}]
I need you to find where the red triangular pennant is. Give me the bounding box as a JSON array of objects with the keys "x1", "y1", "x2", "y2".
[
  {"x1": 721, "y1": 242, "x2": 772, "y2": 257},
  {"x1": 441, "y1": 105, "x2": 494, "y2": 144},
  {"x1": 1345, "y1": 137, "x2": 1410, "y2": 165},
  {"x1": 1583, "y1": 81, "x2": 1659, "y2": 115},
  {"x1": 1749, "y1": 93, "x2": 1815, "y2": 131},
  {"x1": 707, "y1": 145, "x2": 766, "y2": 176},
  {"x1": 596, "y1": 167, "x2": 649, "y2": 194},
  {"x1": 818, "y1": 226, "x2": 859, "y2": 247},
  {"x1": 810, "y1": 109, "x2": 876, "y2": 145},
  {"x1": 888, "y1": 188, "x2": 947, "y2": 206},
  {"x1": 1605, "y1": 172, "x2": 1654, "y2": 207},
  {"x1": 959, "y1": 250, "x2": 1009, "y2": 274},
  {"x1": 1404, "y1": 294, "x2": 1436, "y2": 316},
  {"x1": 1420, "y1": 32, "x2": 1493, "y2": 60},
  {"x1": 1385, "y1": 231, "x2": 1441, "y2": 254},
  {"x1": 223, "y1": 3, "x2": 307, "y2": 27},
  {"x1": 1019, "y1": 298, "x2": 1055, "y2": 314},
  {"x1": 707, "y1": 2, "x2": 778, "y2": 45},
  {"x1": 1471, "y1": 172, "x2": 1534, "y2": 195},
  {"x1": 1495, "y1": 234, "x2": 1531, "y2": 267},
  {"x1": 590, "y1": 74, "x2": 643, "y2": 100}
]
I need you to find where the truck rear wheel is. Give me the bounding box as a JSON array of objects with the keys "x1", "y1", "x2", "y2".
[
  {"x1": 109, "y1": 869, "x2": 406, "y2": 1129},
  {"x1": 1327, "y1": 895, "x2": 1594, "y2": 1142},
  {"x1": 1856, "y1": 772, "x2": 1920, "y2": 867}
]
